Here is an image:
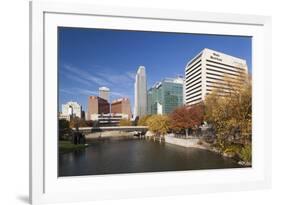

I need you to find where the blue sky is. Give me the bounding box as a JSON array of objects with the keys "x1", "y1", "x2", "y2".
[{"x1": 59, "y1": 27, "x2": 252, "y2": 112}]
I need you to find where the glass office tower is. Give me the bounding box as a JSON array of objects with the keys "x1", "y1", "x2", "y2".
[{"x1": 147, "y1": 77, "x2": 183, "y2": 115}]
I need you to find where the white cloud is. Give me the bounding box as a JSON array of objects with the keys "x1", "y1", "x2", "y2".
[
  {"x1": 63, "y1": 72, "x2": 92, "y2": 86},
  {"x1": 62, "y1": 64, "x2": 136, "y2": 100},
  {"x1": 97, "y1": 72, "x2": 125, "y2": 84},
  {"x1": 59, "y1": 88, "x2": 73, "y2": 95},
  {"x1": 74, "y1": 88, "x2": 98, "y2": 96},
  {"x1": 126, "y1": 71, "x2": 136, "y2": 80},
  {"x1": 63, "y1": 64, "x2": 136, "y2": 88},
  {"x1": 111, "y1": 91, "x2": 126, "y2": 97},
  {"x1": 63, "y1": 64, "x2": 109, "y2": 86}
]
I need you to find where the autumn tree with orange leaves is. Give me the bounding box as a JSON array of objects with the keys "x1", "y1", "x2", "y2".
[{"x1": 169, "y1": 104, "x2": 204, "y2": 136}]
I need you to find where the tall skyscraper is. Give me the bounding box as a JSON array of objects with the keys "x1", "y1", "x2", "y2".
[
  {"x1": 99, "y1": 87, "x2": 110, "y2": 101},
  {"x1": 184, "y1": 48, "x2": 248, "y2": 105},
  {"x1": 134, "y1": 66, "x2": 147, "y2": 118},
  {"x1": 147, "y1": 77, "x2": 183, "y2": 115}
]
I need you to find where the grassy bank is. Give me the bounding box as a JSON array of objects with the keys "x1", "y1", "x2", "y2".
[{"x1": 59, "y1": 140, "x2": 88, "y2": 154}]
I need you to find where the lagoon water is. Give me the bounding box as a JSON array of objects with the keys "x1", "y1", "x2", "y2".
[{"x1": 59, "y1": 139, "x2": 242, "y2": 176}]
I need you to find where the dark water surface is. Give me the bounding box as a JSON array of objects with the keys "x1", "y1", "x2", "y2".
[{"x1": 59, "y1": 139, "x2": 242, "y2": 176}]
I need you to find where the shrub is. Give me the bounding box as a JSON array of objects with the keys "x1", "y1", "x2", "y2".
[
  {"x1": 223, "y1": 144, "x2": 242, "y2": 154},
  {"x1": 240, "y1": 144, "x2": 252, "y2": 163},
  {"x1": 119, "y1": 119, "x2": 131, "y2": 126}
]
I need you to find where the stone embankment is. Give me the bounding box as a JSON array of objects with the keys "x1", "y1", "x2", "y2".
[
  {"x1": 164, "y1": 133, "x2": 210, "y2": 150},
  {"x1": 164, "y1": 133, "x2": 251, "y2": 167}
]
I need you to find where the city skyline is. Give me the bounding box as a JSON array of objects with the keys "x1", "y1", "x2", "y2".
[{"x1": 59, "y1": 27, "x2": 252, "y2": 112}]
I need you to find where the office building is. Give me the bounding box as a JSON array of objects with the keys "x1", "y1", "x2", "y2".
[
  {"x1": 184, "y1": 48, "x2": 248, "y2": 105},
  {"x1": 147, "y1": 77, "x2": 183, "y2": 115},
  {"x1": 111, "y1": 97, "x2": 132, "y2": 119},
  {"x1": 87, "y1": 96, "x2": 110, "y2": 120},
  {"x1": 99, "y1": 87, "x2": 110, "y2": 101},
  {"x1": 90, "y1": 113, "x2": 127, "y2": 127},
  {"x1": 60, "y1": 101, "x2": 82, "y2": 121},
  {"x1": 134, "y1": 66, "x2": 147, "y2": 118}
]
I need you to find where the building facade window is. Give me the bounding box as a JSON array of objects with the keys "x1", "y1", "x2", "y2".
[{"x1": 184, "y1": 48, "x2": 248, "y2": 105}]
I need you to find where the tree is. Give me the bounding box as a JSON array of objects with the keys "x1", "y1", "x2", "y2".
[
  {"x1": 137, "y1": 115, "x2": 151, "y2": 126},
  {"x1": 119, "y1": 119, "x2": 131, "y2": 126},
  {"x1": 204, "y1": 73, "x2": 252, "y2": 148},
  {"x1": 146, "y1": 115, "x2": 170, "y2": 136},
  {"x1": 69, "y1": 117, "x2": 88, "y2": 128},
  {"x1": 169, "y1": 104, "x2": 204, "y2": 135},
  {"x1": 84, "y1": 120, "x2": 94, "y2": 127},
  {"x1": 59, "y1": 119, "x2": 69, "y2": 130},
  {"x1": 59, "y1": 119, "x2": 70, "y2": 140}
]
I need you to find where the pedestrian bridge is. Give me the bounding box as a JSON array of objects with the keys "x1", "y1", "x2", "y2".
[
  {"x1": 73, "y1": 126, "x2": 149, "y2": 142},
  {"x1": 75, "y1": 126, "x2": 148, "y2": 133}
]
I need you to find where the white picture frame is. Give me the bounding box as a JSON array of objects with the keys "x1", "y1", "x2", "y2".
[{"x1": 30, "y1": 1, "x2": 272, "y2": 204}]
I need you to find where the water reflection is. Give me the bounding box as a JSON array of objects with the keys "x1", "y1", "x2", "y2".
[{"x1": 59, "y1": 139, "x2": 242, "y2": 176}]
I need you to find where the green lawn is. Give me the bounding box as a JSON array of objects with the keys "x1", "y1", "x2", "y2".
[{"x1": 59, "y1": 140, "x2": 88, "y2": 153}]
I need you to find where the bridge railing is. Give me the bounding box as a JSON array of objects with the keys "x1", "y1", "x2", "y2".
[{"x1": 72, "y1": 126, "x2": 149, "y2": 133}]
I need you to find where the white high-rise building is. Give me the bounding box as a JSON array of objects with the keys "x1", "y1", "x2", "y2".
[
  {"x1": 61, "y1": 101, "x2": 82, "y2": 119},
  {"x1": 99, "y1": 87, "x2": 110, "y2": 102},
  {"x1": 134, "y1": 66, "x2": 147, "y2": 118},
  {"x1": 184, "y1": 48, "x2": 248, "y2": 105}
]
